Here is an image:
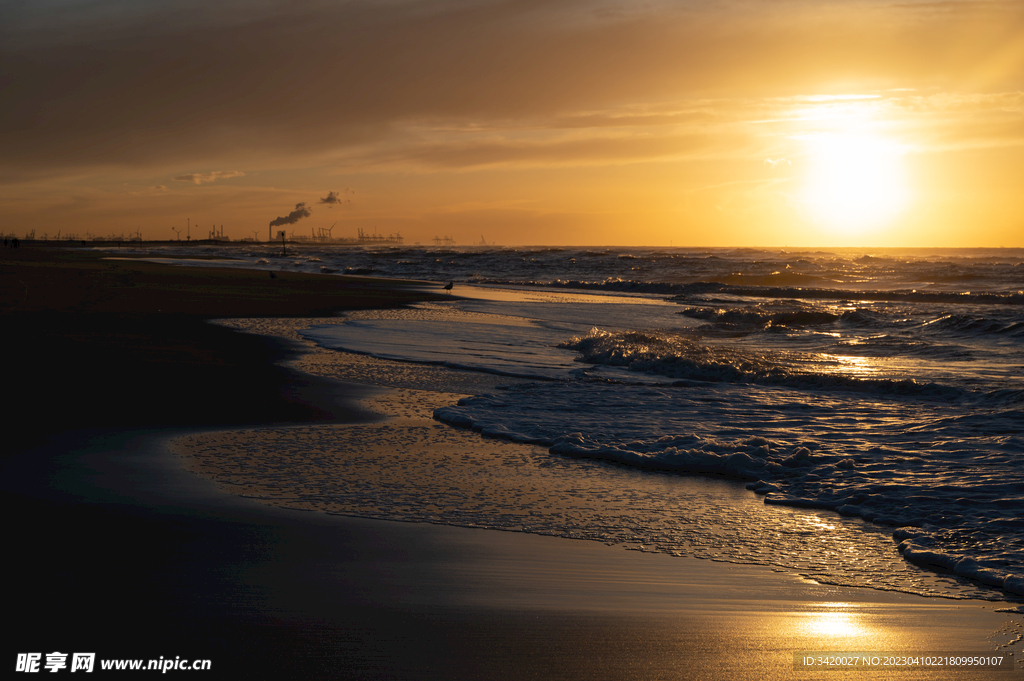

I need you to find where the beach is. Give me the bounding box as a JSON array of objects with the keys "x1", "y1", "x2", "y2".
[{"x1": 4, "y1": 244, "x2": 1022, "y2": 679}]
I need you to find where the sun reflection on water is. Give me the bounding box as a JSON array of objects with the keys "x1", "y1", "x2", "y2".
[
  {"x1": 800, "y1": 603, "x2": 873, "y2": 639},
  {"x1": 798, "y1": 515, "x2": 838, "y2": 533},
  {"x1": 817, "y1": 354, "x2": 883, "y2": 379}
]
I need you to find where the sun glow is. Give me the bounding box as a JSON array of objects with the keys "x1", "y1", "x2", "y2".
[
  {"x1": 800, "y1": 132, "x2": 910, "y2": 237},
  {"x1": 798, "y1": 603, "x2": 875, "y2": 639}
]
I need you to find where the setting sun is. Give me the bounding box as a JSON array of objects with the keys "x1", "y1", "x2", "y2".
[{"x1": 799, "y1": 132, "x2": 910, "y2": 237}]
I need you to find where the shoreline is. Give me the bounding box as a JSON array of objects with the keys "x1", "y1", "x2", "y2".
[
  {"x1": 170, "y1": 315, "x2": 1024, "y2": 668},
  {"x1": 197, "y1": 312, "x2": 1024, "y2": 604},
  {"x1": 5, "y1": 246, "x2": 1022, "y2": 678}
]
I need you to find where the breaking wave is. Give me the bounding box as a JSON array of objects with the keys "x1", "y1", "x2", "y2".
[{"x1": 557, "y1": 329, "x2": 966, "y2": 400}]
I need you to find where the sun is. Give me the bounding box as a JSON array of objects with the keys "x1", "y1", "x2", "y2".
[{"x1": 799, "y1": 132, "x2": 910, "y2": 237}]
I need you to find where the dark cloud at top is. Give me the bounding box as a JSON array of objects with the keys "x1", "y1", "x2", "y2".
[{"x1": 2, "y1": 0, "x2": 1023, "y2": 178}]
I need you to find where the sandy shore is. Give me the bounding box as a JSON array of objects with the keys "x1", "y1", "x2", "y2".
[{"x1": 4, "y1": 245, "x2": 1022, "y2": 679}]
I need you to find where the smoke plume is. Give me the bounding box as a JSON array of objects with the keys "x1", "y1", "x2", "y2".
[{"x1": 269, "y1": 202, "x2": 312, "y2": 227}]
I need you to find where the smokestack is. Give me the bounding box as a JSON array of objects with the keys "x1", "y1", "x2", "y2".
[{"x1": 269, "y1": 202, "x2": 312, "y2": 241}]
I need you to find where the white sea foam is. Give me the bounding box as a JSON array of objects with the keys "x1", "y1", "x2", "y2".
[{"x1": 433, "y1": 377, "x2": 1023, "y2": 597}]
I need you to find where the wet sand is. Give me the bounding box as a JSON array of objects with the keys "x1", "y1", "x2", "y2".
[{"x1": 4, "y1": 245, "x2": 1021, "y2": 679}]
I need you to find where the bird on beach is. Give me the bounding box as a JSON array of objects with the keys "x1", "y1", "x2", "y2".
[{"x1": 443, "y1": 281, "x2": 454, "y2": 293}]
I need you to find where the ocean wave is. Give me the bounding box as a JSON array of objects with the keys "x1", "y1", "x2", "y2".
[
  {"x1": 829, "y1": 336, "x2": 975, "y2": 361},
  {"x1": 671, "y1": 282, "x2": 1024, "y2": 305},
  {"x1": 680, "y1": 303, "x2": 913, "y2": 332},
  {"x1": 838, "y1": 308, "x2": 893, "y2": 327},
  {"x1": 557, "y1": 329, "x2": 965, "y2": 399},
  {"x1": 716, "y1": 272, "x2": 826, "y2": 287},
  {"x1": 679, "y1": 302, "x2": 841, "y2": 329},
  {"x1": 920, "y1": 314, "x2": 1024, "y2": 337}
]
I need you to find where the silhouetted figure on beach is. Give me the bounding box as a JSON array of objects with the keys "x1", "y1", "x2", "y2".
[
  {"x1": 444, "y1": 281, "x2": 453, "y2": 294},
  {"x1": 269, "y1": 271, "x2": 276, "y2": 279}
]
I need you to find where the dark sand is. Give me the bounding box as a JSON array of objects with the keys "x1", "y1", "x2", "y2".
[
  {"x1": 1, "y1": 245, "x2": 439, "y2": 676},
  {"x1": 3, "y1": 245, "x2": 1021, "y2": 679}
]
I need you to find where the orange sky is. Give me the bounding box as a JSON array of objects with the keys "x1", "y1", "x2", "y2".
[{"x1": 2, "y1": 0, "x2": 1023, "y2": 246}]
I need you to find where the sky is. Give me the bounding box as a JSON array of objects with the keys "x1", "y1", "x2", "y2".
[{"x1": 2, "y1": 0, "x2": 1024, "y2": 247}]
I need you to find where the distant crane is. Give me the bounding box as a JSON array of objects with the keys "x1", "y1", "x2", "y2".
[
  {"x1": 312, "y1": 222, "x2": 337, "y2": 242},
  {"x1": 357, "y1": 228, "x2": 404, "y2": 245}
]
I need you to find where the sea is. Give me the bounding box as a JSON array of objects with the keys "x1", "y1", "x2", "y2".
[{"x1": 118, "y1": 243, "x2": 1024, "y2": 602}]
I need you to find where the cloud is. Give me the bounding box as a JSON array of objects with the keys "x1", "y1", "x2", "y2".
[
  {"x1": 330, "y1": 127, "x2": 734, "y2": 173},
  {"x1": 764, "y1": 158, "x2": 791, "y2": 168},
  {"x1": 173, "y1": 170, "x2": 245, "y2": 185},
  {"x1": 127, "y1": 184, "x2": 169, "y2": 196},
  {"x1": 318, "y1": 189, "x2": 353, "y2": 206}
]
